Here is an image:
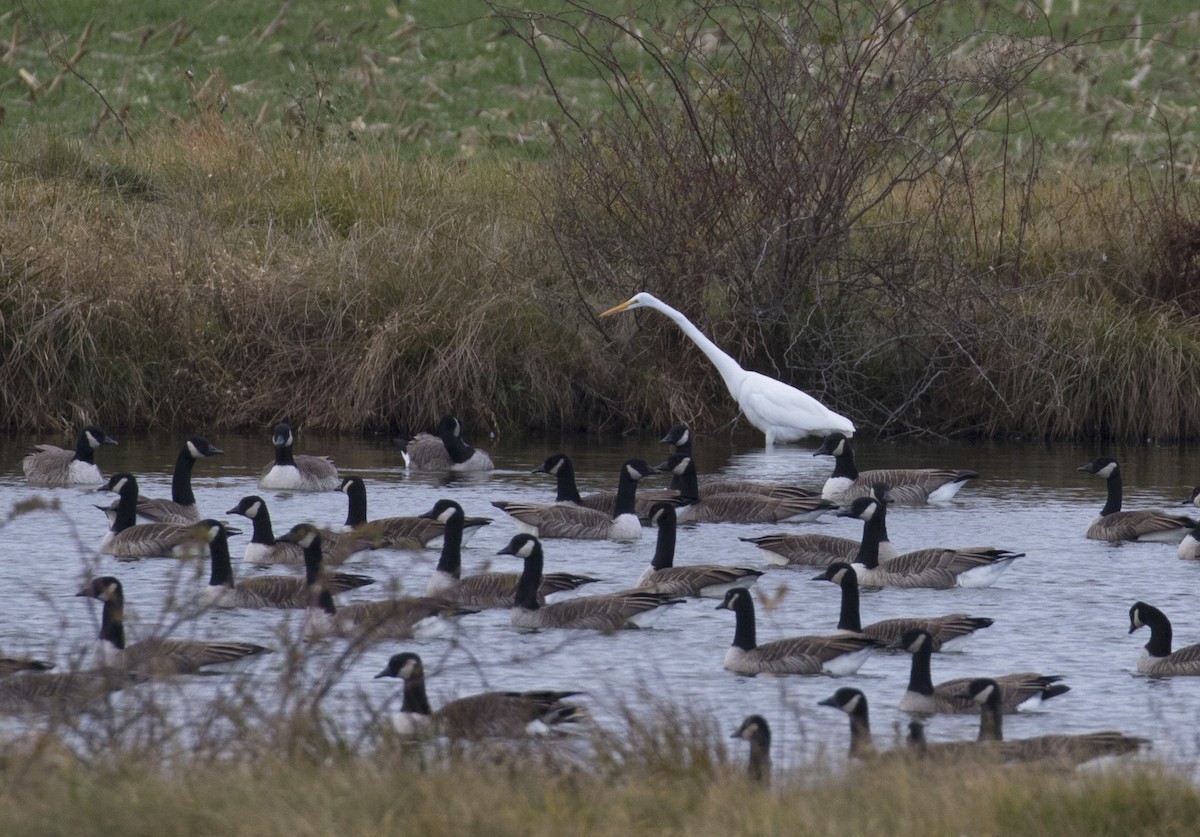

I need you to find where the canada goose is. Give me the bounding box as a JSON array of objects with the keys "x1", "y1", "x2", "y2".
[
  {"x1": 278, "y1": 524, "x2": 478, "y2": 641},
  {"x1": 492, "y1": 459, "x2": 660, "y2": 541},
  {"x1": 731, "y1": 715, "x2": 771, "y2": 783},
  {"x1": 958, "y1": 678, "x2": 1150, "y2": 766},
  {"x1": 599, "y1": 292, "x2": 855, "y2": 446},
  {"x1": 375, "y1": 652, "x2": 585, "y2": 739},
  {"x1": 813, "y1": 563, "x2": 993, "y2": 651},
  {"x1": 839, "y1": 493, "x2": 1022, "y2": 589},
  {"x1": 115, "y1": 436, "x2": 224, "y2": 523},
  {"x1": 888, "y1": 628, "x2": 1068, "y2": 714},
  {"x1": 1077, "y1": 457, "x2": 1195, "y2": 543},
  {"x1": 225, "y1": 495, "x2": 372, "y2": 566},
  {"x1": 498, "y1": 534, "x2": 684, "y2": 630},
  {"x1": 634, "y1": 503, "x2": 763, "y2": 598},
  {"x1": 1128, "y1": 601, "x2": 1200, "y2": 675},
  {"x1": 259, "y1": 421, "x2": 340, "y2": 492},
  {"x1": 741, "y1": 484, "x2": 897, "y2": 567},
  {"x1": 98, "y1": 473, "x2": 208, "y2": 559},
  {"x1": 1178, "y1": 488, "x2": 1200, "y2": 559},
  {"x1": 529, "y1": 452, "x2": 665, "y2": 517},
  {"x1": 22, "y1": 425, "x2": 118, "y2": 486},
  {"x1": 0, "y1": 667, "x2": 133, "y2": 715},
  {"x1": 76, "y1": 577, "x2": 272, "y2": 676},
  {"x1": 396, "y1": 415, "x2": 494, "y2": 472},
  {"x1": 661, "y1": 423, "x2": 820, "y2": 499},
  {"x1": 814, "y1": 432, "x2": 977, "y2": 504},
  {"x1": 0, "y1": 657, "x2": 54, "y2": 678},
  {"x1": 422, "y1": 499, "x2": 599, "y2": 607},
  {"x1": 715, "y1": 587, "x2": 880, "y2": 676},
  {"x1": 657, "y1": 454, "x2": 836, "y2": 524},
  {"x1": 818, "y1": 687, "x2": 878, "y2": 760},
  {"x1": 338, "y1": 476, "x2": 491, "y2": 548},
  {"x1": 195, "y1": 520, "x2": 375, "y2": 609}
]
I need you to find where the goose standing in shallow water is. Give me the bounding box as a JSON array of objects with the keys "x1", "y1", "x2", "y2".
[
  {"x1": 657, "y1": 454, "x2": 836, "y2": 524},
  {"x1": 375, "y1": 652, "x2": 585, "y2": 739},
  {"x1": 813, "y1": 562, "x2": 993, "y2": 651},
  {"x1": 115, "y1": 436, "x2": 223, "y2": 523},
  {"x1": 1128, "y1": 601, "x2": 1200, "y2": 675},
  {"x1": 715, "y1": 587, "x2": 881, "y2": 676},
  {"x1": 499, "y1": 534, "x2": 683, "y2": 630},
  {"x1": 259, "y1": 422, "x2": 339, "y2": 492},
  {"x1": 741, "y1": 483, "x2": 897, "y2": 567},
  {"x1": 338, "y1": 476, "x2": 491, "y2": 549},
  {"x1": 814, "y1": 432, "x2": 978, "y2": 504},
  {"x1": 888, "y1": 628, "x2": 1069, "y2": 714},
  {"x1": 839, "y1": 493, "x2": 1022, "y2": 589},
  {"x1": 195, "y1": 520, "x2": 374, "y2": 609},
  {"x1": 23, "y1": 426, "x2": 118, "y2": 486},
  {"x1": 633, "y1": 503, "x2": 763, "y2": 598},
  {"x1": 492, "y1": 459, "x2": 660, "y2": 541},
  {"x1": 1077, "y1": 457, "x2": 1195, "y2": 543},
  {"x1": 422, "y1": 499, "x2": 599, "y2": 607},
  {"x1": 599, "y1": 292, "x2": 855, "y2": 446},
  {"x1": 99, "y1": 473, "x2": 208, "y2": 559},
  {"x1": 226, "y1": 495, "x2": 371, "y2": 566},
  {"x1": 396, "y1": 415, "x2": 494, "y2": 472},
  {"x1": 731, "y1": 715, "x2": 771, "y2": 783},
  {"x1": 76, "y1": 577, "x2": 272, "y2": 676},
  {"x1": 955, "y1": 677, "x2": 1150, "y2": 766},
  {"x1": 279, "y1": 524, "x2": 477, "y2": 641}
]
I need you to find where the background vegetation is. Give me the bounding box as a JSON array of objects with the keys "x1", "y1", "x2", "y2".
[{"x1": 2, "y1": 0, "x2": 1198, "y2": 440}]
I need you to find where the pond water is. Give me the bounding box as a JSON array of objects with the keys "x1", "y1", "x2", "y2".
[{"x1": 1, "y1": 428, "x2": 1198, "y2": 772}]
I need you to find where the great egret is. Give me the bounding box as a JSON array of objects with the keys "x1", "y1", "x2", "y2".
[{"x1": 600, "y1": 292, "x2": 856, "y2": 446}]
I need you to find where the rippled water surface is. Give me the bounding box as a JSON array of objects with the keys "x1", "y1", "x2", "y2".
[{"x1": 2, "y1": 430, "x2": 1199, "y2": 770}]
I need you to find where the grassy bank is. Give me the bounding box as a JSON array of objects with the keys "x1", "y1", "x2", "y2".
[
  {"x1": 0, "y1": 739, "x2": 1196, "y2": 835},
  {"x1": 2, "y1": 0, "x2": 1199, "y2": 440}
]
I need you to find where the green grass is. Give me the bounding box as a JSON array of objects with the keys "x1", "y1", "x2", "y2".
[{"x1": 4, "y1": 1, "x2": 1199, "y2": 160}]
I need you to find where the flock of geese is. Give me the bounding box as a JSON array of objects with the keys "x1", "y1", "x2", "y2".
[
  {"x1": 3, "y1": 293, "x2": 1197, "y2": 778},
  {"x1": 8, "y1": 412, "x2": 1196, "y2": 782}
]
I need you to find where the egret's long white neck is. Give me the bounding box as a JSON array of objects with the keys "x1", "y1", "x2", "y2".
[{"x1": 648, "y1": 297, "x2": 746, "y2": 393}]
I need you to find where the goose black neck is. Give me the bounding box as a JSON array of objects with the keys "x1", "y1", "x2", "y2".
[
  {"x1": 650, "y1": 510, "x2": 677, "y2": 571},
  {"x1": 552, "y1": 459, "x2": 583, "y2": 504},
  {"x1": 848, "y1": 705, "x2": 874, "y2": 758},
  {"x1": 729, "y1": 593, "x2": 757, "y2": 651},
  {"x1": 274, "y1": 441, "x2": 297, "y2": 467},
  {"x1": 977, "y1": 695, "x2": 1003, "y2": 742},
  {"x1": 170, "y1": 447, "x2": 198, "y2": 505},
  {"x1": 613, "y1": 465, "x2": 644, "y2": 517},
  {"x1": 111, "y1": 481, "x2": 140, "y2": 534},
  {"x1": 308, "y1": 586, "x2": 337, "y2": 616},
  {"x1": 905, "y1": 642, "x2": 934, "y2": 697},
  {"x1": 303, "y1": 537, "x2": 325, "y2": 586},
  {"x1": 747, "y1": 738, "x2": 770, "y2": 784},
  {"x1": 852, "y1": 502, "x2": 887, "y2": 569},
  {"x1": 674, "y1": 460, "x2": 701, "y2": 505},
  {"x1": 831, "y1": 443, "x2": 859, "y2": 480},
  {"x1": 75, "y1": 430, "x2": 96, "y2": 463},
  {"x1": 99, "y1": 591, "x2": 127, "y2": 651},
  {"x1": 434, "y1": 511, "x2": 466, "y2": 579},
  {"x1": 207, "y1": 531, "x2": 235, "y2": 588},
  {"x1": 344, "y1": 480, "x2": 367, "y2": 527},
  {"x1": 1143, "y1": 607, "x2": 1173, "y2": 657},
  {"x1": 440, "y1": 427, "x2": 475, "y2": 465},
  {"x1": 1101, "y1": 467, "x2": 1123, "y2": 516},
  {"x1": 401, "y1": 671, "x2": 433, "y2": 716},
  {"x1": 247, "y1": 505, "x2": 277, "y2": 545},
  {"x1": 834, "y1": 570, "x2": 863, "y2": 633},
  {"x1": 668, "y1": 438, "x2": 693, "y2": 491},
  {"x1": 513, "y1": 544, "x2": 544, "y2": 611}
]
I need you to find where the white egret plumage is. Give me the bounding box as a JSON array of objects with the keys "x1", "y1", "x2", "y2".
[{"x1": 599, "y1": 292, "x2": 855, "y2": 446}]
